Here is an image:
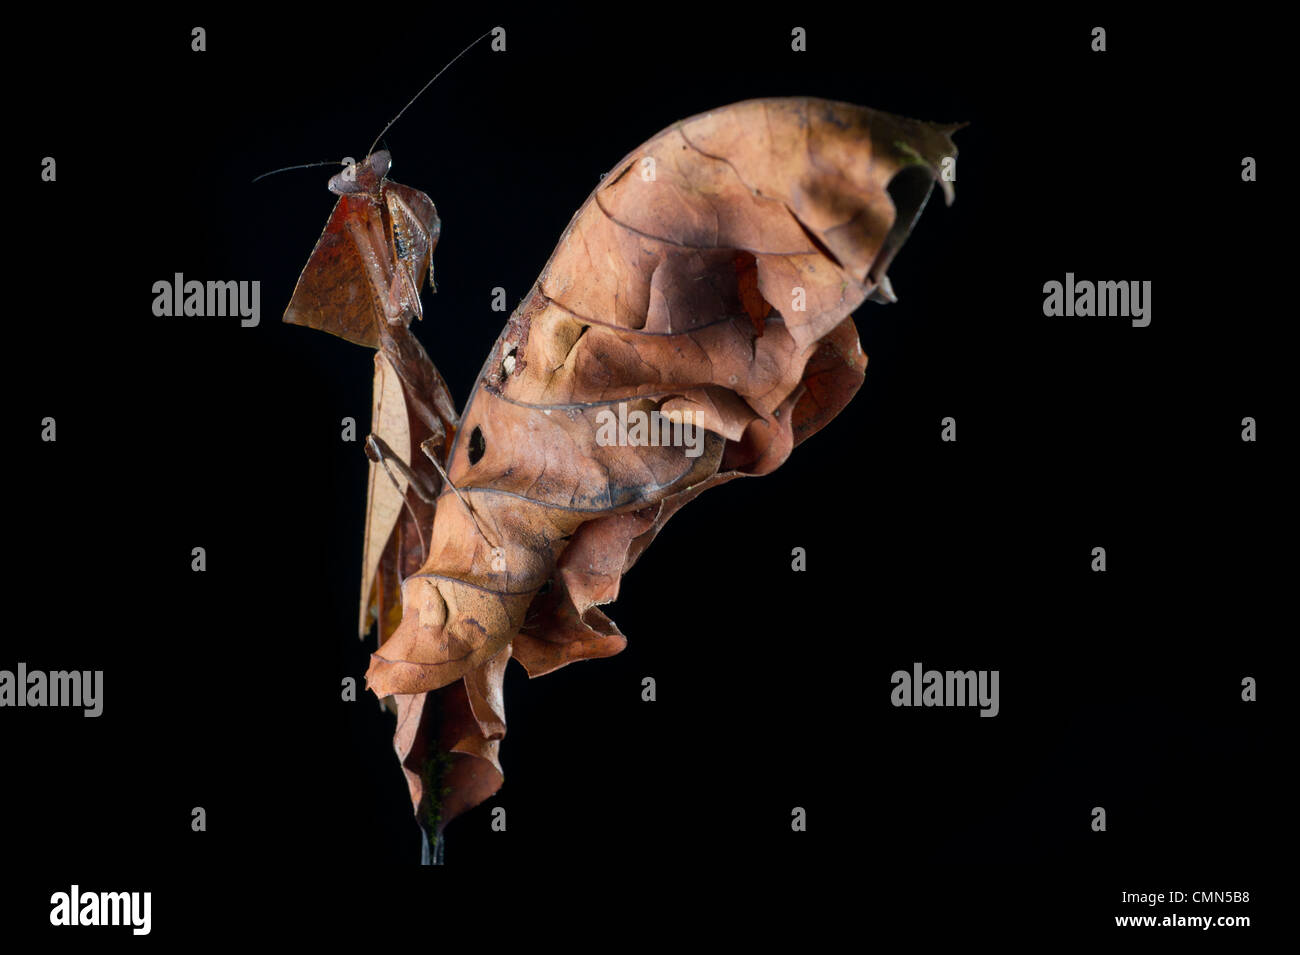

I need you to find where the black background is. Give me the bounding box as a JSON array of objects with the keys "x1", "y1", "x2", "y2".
[{"x1": 8, "y1": 5, "x2": 1282, "y2": 940}]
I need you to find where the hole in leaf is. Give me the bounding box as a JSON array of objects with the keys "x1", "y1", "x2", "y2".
[
  {"x1": 871, "y1": 165, "x2": 936, "y2": 284},
  {"x1": 468, "y1": 426, "x2": 486, "y2": 465}
]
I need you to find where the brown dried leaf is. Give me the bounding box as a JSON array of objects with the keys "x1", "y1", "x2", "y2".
[{"x1": 366, "y1": 98, "x2": 959, "y2": 698}]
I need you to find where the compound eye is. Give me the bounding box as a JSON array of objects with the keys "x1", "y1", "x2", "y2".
[{"x1": 328, "y1": 160, "x2": 364, "y2": 194}]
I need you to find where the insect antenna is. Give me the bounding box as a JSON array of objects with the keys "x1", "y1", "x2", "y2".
[
  {"x1": 251, "y1": 30, "x2": 491, "y2": 183},
  {"x1": 365, "y1": 28, "x2": 495, "y2": 157},
  {"x1": 251, "y1": 159, "x2": 345, "y2": 184}
]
